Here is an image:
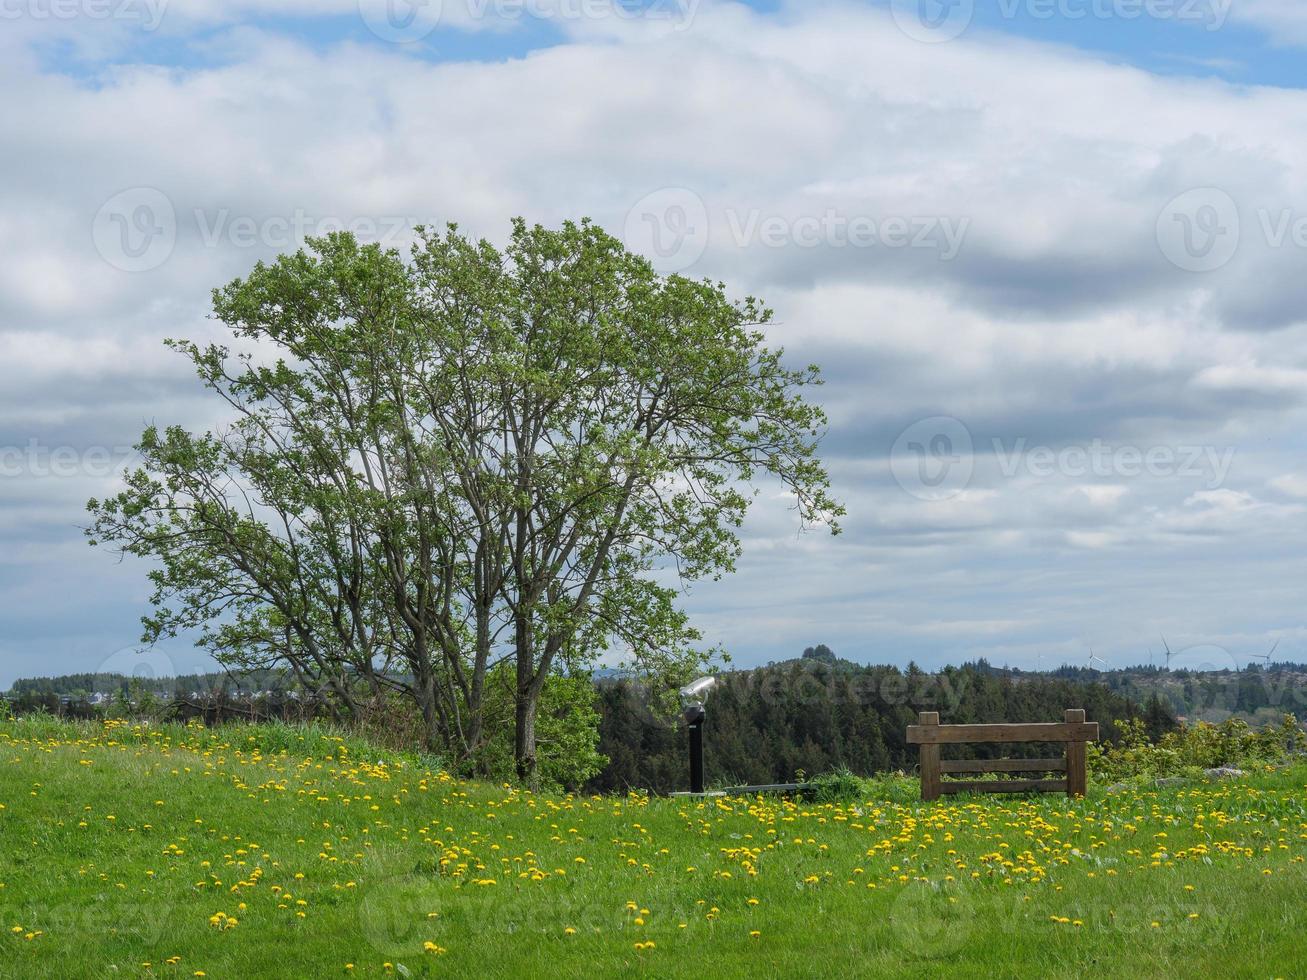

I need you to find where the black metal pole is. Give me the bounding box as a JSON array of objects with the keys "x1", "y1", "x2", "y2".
[{"x1": 687, "y1": 706, "x2": 705, "y2": 793}]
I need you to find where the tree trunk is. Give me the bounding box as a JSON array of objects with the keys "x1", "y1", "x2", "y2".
[
  {"x1": 514, "y1": 687, "x2": 538, "y2": 787},
  {"x1": 409, "y1": 663, "x2": 446, "y2": 756},
  {"x1": 514, "y1": 610, "x2": 539, "y2": 787},
  {"x1": 419, "y1": 691, "x2": 443, "y2": 755},
  {"x1": 466, "y1": 596, "x2": 491, "y2": 755}
]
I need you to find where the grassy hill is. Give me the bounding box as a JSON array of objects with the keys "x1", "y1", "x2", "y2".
[{"x1": 2, "y1": 718, "x2": 1306, "y2": 978}]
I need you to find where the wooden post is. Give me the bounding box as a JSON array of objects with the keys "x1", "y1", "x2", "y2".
[
  {"x1": 918, "y1": 711, "x2": 941, "y2": 802},
  {"x1": 1064, "y1": 708, "x2": 1087, "y2": 797}
]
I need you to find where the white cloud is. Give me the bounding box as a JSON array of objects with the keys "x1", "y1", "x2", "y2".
[
  {"x1": 1229, "y1": 0, "x2": 1307, "y2": 46},
  {"x1": 3, "y1": 1, "x2": 1307, "y2": 683},
  {"x1": 1269, "y1": 474, "x2": 1307, "y2": 498},
  {"x1": 1192, "y1": 362, "x2": 1307, "y2": 393}
]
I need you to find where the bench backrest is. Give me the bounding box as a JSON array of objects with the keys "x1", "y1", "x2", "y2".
[{"x1": 906, "y1": 709, "x2": 1098, "y2": 801}]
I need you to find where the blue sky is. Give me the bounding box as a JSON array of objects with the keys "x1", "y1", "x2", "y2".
[
  {"x1": 3, "y1": 0, "x2": 1307, "y2": 688},
  {"x1": 28, "y1": 1, "x2": 1307, "y2": 86}
]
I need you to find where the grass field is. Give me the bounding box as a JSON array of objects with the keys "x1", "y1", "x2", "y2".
[{"x1": 1, "y1": 718, "x2": 1305, "y2": 979}]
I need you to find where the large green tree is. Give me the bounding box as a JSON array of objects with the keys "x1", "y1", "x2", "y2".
[{"x1": 88, "y1": 219, "x2": 842, "y2": 784}]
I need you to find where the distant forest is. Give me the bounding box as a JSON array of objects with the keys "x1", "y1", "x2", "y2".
[
  {"x1": 6, "y1": 670, "x2": 288, "y2": 699},
  {"x1": 10, "y1": 649, "x2": 1307, "y2": 794},
  {"x1": 588, "y1": 658, "x2": 1176, "y2": 794}
]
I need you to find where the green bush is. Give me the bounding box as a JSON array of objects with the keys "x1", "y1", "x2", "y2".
[
  {"x1": 470, "y1": 665, "x2": 608, "y2": 792},
  {"x1": 1089, "y1": 715, "x2": 1303, "y2": 782},
  {"x1": 799, "y1": 767, "x2": 919, "y2": 805},
  {"x1": 805, "y1": 767, "x2": 865, "y2": 803}
]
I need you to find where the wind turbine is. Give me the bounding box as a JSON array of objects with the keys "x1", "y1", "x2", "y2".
[
  {"x1": 1252, "y1": 640, "x2": 1279, "y2": 670},
  {"x1": 1160, "y1": 635, "x2": 1175, "y2": 671},
  {"x1": 1087, "y1": 651, "x2": 1106, "y2": 672}
]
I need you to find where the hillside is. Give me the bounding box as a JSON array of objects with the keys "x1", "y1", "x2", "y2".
[{"x1": 2, "y1": 718, "x2": 1306, "y2": 978}]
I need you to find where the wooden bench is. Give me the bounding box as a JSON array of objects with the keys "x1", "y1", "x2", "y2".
[{"x1": 907, "y1": 709, "x2": 1098, "y2": 801}]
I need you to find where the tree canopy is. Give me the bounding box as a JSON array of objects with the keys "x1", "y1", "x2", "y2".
[{"x1": 88, "y1": 219, "x2": 842, "y2": 784}]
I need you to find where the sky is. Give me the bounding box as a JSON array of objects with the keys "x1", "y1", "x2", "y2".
[{"x1": 3, "y1": 0, "x2": 1307, "y2": 688}]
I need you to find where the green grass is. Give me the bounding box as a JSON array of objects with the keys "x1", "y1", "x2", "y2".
[{"x1": 2, "y1": 718, "x2": 1306, "y2": 978}]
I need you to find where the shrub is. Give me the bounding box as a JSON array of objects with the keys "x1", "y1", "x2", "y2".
[
  {"x1": 805, "y1": 767, "x2": 865, "y2": 803},
  {"x1": 470, "y1": 665, "x2": 608, "y2": 792},
  {"x1": 1089, "y1": 715, "x2": 1303, "y2": 782}
]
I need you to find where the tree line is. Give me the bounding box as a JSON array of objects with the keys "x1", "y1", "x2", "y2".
[{"x1": 31, "y1": 652, "x2": 1307, "y2": 795}]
